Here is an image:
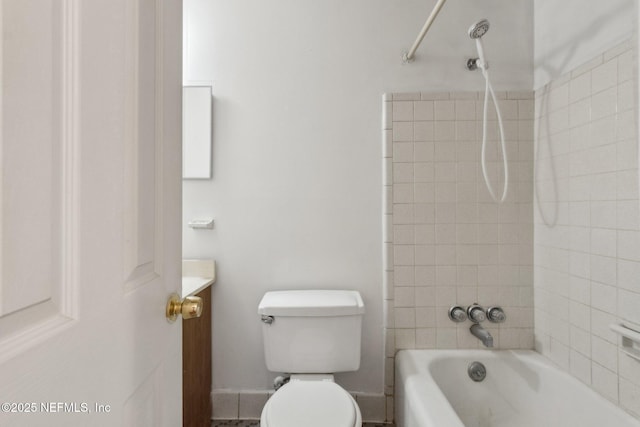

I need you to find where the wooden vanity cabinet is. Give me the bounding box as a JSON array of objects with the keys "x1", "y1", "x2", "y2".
[{"x1": 183, "y1": 285, "x2": 212, "y2": 426}]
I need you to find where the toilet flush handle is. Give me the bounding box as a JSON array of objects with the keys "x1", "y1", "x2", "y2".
[{"x1": 261, "y1": 315, "x2": 275, "y2": 325}]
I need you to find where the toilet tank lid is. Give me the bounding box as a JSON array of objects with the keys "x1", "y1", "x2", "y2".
[{"x1": 258, "y1": 290, "x2": 365, "y2": 317}]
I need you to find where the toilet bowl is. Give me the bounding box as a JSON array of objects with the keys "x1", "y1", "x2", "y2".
[{"x1": 260, "y1": 375, "x2": 362, "y2": 427}]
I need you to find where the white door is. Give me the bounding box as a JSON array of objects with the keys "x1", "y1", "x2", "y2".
[{"x1": 0, "y1": 0, "x2": 183, "y2": 426}]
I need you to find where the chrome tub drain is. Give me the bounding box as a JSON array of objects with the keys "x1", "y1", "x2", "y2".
[{"x1": 468, "y1": 361, "x2": 487, "y2": 382}]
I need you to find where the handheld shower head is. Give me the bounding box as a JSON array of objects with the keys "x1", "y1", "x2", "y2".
[
  {"x1": 468, "y1": 19, "x2": 490, "y2": 39},
  {"x1": 468, "y1": 19, "x2": 490, "y2": 70}
]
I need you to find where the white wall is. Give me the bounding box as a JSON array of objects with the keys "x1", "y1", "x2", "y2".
[
  {"x1": 533, "y1": 0, "x2": 636, "y2": 89},
  {"x1": 183, "y1": 0, "x2": 533, "y2": 394}
]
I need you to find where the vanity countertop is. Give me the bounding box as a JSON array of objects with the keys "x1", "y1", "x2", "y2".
[{"x1": 182, "y1": 259, "x2": 216, "y2": 297}]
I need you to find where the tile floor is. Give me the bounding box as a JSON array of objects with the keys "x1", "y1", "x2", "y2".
[{"x1": 212, "y1": 421, "x2": 393, "y2": 427}]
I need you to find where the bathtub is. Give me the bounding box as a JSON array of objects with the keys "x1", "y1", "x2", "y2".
[{"x1": 395, "y1": 349, "x2": 640, "y2": 427}]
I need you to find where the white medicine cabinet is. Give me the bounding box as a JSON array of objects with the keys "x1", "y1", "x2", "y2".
[{"x1": 183, "y1": 86, "x2": 212, "y2": 179}]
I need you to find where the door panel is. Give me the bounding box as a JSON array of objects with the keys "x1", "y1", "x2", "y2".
[
  {"x1": 0, "y1": 0, "x2": 74, "y2": 362},
  {"x1": 0, "y1": 0, "x2": 183, "y2": 426},
  {"x1": 123, "y1": 0, "x2": 161, "y2": 290}
]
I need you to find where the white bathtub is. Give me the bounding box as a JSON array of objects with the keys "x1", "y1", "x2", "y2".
[{"x1": 395, "y1": 349, "x2": 640, "y2": 427}]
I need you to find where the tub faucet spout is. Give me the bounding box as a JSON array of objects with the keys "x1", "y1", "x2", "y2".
[{"x1": 470, "y1": 324, "x2": 493, "y2": 348}]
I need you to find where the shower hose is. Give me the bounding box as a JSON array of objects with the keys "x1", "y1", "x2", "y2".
[{"x1": 476, "y1": 38, "x2": 509, "y2": 203}]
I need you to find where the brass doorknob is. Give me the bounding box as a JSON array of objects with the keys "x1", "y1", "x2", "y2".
[{"x1": 166, "y1": 293, "x2": 203, "y2": 322}]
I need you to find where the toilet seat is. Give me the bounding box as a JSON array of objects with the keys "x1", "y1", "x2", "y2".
[{"x1": 261, "y1": 380, "x2": 361, "y2": 427}]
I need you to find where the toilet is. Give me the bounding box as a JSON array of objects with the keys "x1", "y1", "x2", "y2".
[{"x1": 258, "y1": 290, "x2": 365, "y2": 427}]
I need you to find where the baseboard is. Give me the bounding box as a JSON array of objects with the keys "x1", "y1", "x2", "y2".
[{"x1": 211, "y1": 390, "x2": 393, "y2": 423}]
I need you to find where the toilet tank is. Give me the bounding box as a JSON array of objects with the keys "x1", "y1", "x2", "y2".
[{"x1": 258, "y1": 290, "x2": 365, "y2": 373}]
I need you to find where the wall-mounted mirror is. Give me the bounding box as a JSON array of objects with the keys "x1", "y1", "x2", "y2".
[{"x1": 183, "y1": 86, "x2": 212, "y2": 179}]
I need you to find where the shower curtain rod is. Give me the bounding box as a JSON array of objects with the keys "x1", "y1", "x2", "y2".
[{"x1": 402, "y1": 0, "x2": 448, "y2": 63}]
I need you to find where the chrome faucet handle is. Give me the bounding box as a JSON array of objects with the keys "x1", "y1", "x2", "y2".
[
  {"x1": 448, "y1": 306, "x2": 467, "y2": 323},
  {"x1": 467, "y1": 304, "x2": 486, "y2": 323},
  {"x1": 487, "y1": 306, "x2": 506, "y2": 323}
]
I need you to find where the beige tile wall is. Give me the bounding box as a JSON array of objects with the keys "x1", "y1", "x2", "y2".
[
  {"x1": 382, "y1": 90, "x2": 535, "y2": 404},
  {"x1": 533, "y1": 39, "x2": 640, "y2": 418}
]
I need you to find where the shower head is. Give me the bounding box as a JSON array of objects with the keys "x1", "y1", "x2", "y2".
[
  {"x1": 468, "y1": 19, "x2": 490, "y2": 39},
  {"x1": 468, "y1": 19, "x2": 490, "y2": 71}
]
